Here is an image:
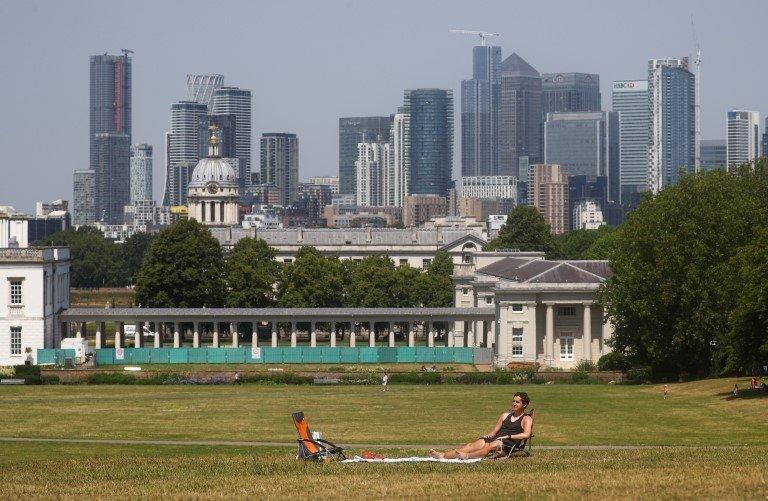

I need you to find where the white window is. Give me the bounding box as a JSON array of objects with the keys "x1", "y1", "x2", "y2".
[
  {"x1": 10, "y1": 327, "x2": 22, "y2": 355},
  {"x1": 512, "y1": 304, "x2": 524, "y2": 312},
  {"x1": 511, "y1": 327, "x2": 523, "y2": 357},
  {"x1": 10, "y1": 280, "x2": 22, "y2": 305},
  {"x1": 557, "y1": 306, "x2": 576, "y2": 316},
  {"x1": 560, "y1": 334, "x2": 574, "y2": 361}
]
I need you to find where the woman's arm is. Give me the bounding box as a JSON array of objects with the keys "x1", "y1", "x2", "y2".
[
  {"x1": 484, "y1": 413, "x2": 508, "y2": 438},
  {"x1": 505, "y1": 415, "x2": 533, "y2": 441}
]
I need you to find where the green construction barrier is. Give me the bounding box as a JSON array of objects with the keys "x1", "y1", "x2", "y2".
[
  {"x1": 95, "y1": 349, "x2": 114, "y2": 365},
  {"x1": 207, "y1": 348, "x2": 227, "y2": 364},
  {"x1": 301, "y1": 347, "x2": 322, "y2": 363},
  {"x1": 188, "y1": 348, "x2": 207, "y2": 364},
  {"x1": 262, "y1": 347, "x2": 283, "y2": 364},
  {"x1": 434, "y1": 347, "x2": 453, "y2": 363},
  {"x1": 283, "y1": 348, "x2": 302, "y2": 363},
  {"x1": 454, "y1": 347, "x2": 475, "y2": 364},
  {"x1": 320, "y1": 347, "x2": 341, "y2": 364},
  {"x1": 414, "y1": 347, "x2": 435, "y2": 363},
  {"x1": 339, "y1": 347, "x2": 359, "y2": 363},
  {"x1": 225, "y1": 348, "x2": 246, "y2": 364},
  {"x1": 377, "y1": 347, "x2": 397, "y2": 363},
  {"x1": 359, "y1": 347, "x2": 378, "y2": 363},
  {"x1": 247, "y1": 347, "x2": 263, "y2": 364},
  {"x1": 170, "y1": 348, "x2": 188, "y2": 364},
  {"x1": 37, "y1": 349, "x2": 76, "y2": 365},
  {"x1": 150, "y1": 348, "x2": 170, "y2": 364},
  {"x1": 396, "y1": 347, "x2": 416, "y2": 363},
  {"x1": 128, "y1": 348, "x2": 152, "y2": 364}
]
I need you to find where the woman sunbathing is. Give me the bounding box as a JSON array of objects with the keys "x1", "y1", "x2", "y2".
[{"x1": 429, "y1": 392, "x2": 532, "y2": 460}]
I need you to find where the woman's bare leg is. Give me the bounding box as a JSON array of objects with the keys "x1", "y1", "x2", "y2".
[{"x1": 430, "y1": 438, "x2": 488, "y2": 459}]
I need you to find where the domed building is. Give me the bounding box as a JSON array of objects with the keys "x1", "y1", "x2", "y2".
[{"x1": 187, "y1": 127, "x2": 240, "y2": 226}]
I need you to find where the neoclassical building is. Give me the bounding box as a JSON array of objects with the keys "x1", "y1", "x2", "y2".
[
  {"x1": 187, "y1": 127, "x2": 240, "y2": 226},
  {"x1": 454, "y1": 251, "x2": 614, "y2": 368}
]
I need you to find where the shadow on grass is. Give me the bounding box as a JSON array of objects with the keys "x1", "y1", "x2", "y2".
[{"x1": 716, "y1": 388, "x2": 768, "y2": 400}]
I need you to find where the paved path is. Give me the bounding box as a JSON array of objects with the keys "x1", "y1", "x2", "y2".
[{"x1": 0, "y1": 437, "x2": 749, "y2": 450}]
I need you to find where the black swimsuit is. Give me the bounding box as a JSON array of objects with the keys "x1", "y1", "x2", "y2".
[{"x1": 483, "y1": 412, "x2": 525, "y2": 443}]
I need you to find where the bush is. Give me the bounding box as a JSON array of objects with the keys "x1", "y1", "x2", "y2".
[
  {"x1": 625, "y1": 367, "x2": 651, "y2": 385},
  {"x1": 239, "y1": 373, "x2": 313, "y2": 385},
  {"x1": 597, "y1": 352, "x2": 631, "y2": 372},
  {"x1": 13, "y1": 365, "x2": 41, "y2": 384},
  {"x1": 339, "y1": 374, "x2": 380, "y2": 385},
  {"x1": 41, "y1": 375, "x2": 60, "y2": 385},
  {"x1": 85, "y1": 372, "x2": 138, "y2": 385},
  {"x1": 461, "y1": 368, "x2": 538, "y2": 385},
  {"x1": 389, "y1": 372, "x2": 442, "y2": 385},
  {"x1": 571, "y1": 370, "x2": 594, "y2": 384},
  {"x1": 574, "y1": 360, "x2": 596, "y2": 372}
]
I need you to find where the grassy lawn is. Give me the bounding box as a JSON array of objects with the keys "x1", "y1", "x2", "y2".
[{"x1": 1, "y1": 378, "x2": 766, "y2": 499}]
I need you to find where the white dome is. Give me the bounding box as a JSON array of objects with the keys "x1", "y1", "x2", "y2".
[{"x1": 188, "y1": 157, "x2": 238, "y2": 188}]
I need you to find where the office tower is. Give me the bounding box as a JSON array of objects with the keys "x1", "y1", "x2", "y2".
[
  {"x1": 93, "y1": 133, "x2": 130, "y2": 222},
  {"x1": 544, "y1": 111, "x2": 619, "y2": 202},
  {"x1": 308, "y1": 176, "x2": 339, "y2": 195},
  {"x1": 90, "y1": 52, "x2": 132, "y2": 223},
  {"x1": 164, "y1": 101, "x2": 208, "y2": 206},
  {"x1": 700, "y1": 139, "x2": 727, "y2": 171},
  {"x1": 130, "y1": 144, "x2": 153, "y2": 203},
  {"x1": 648, "y1": 58, "x2": 695, "y2": 193},
  {"x1": 461, "y1": 45, "x2": 502, "y2": 176},
  {"x1": 388, "y1": 112, "x2": 410, "y2": 207},
  {"x1": 260, "y1": 133, "x2": 299, "y2": 206},
  {"x1": 186, "y1": 74, "x2": 224, "y2": 109},
  {"x1": 541, "y1": 73, "x2": 601, "y2": 116},
  {"x1": 403, "y1": 89, "x2": 454, "y2": 197},
  {"x1": 338, "y1": 116, "x2": 392, "y2": 195},
  {"x1": 212, "y1": 87, "x2": 253, "y2": 191},
  {"x1": 355, "y1": 141, "x2": 390, "y2": 206},
  {"x1": 500, "y1": 53, "x2": 542, "y2": 175},
  {"x1": 612, "y1": 80, "x2": 649, "y2": 202},
  {"x1": 200, "y1": 114, "x2": 237, "y2": 159},
  {"x1": 73, "y1": 170, "x2": 96, "y2": 226},
  {"x1": 528, "y1": 164, "x2": 568, "y2": 234},
  {"x1": 726, "y1": 110, "x2": 760, "y2": 168},
  {"x1": 763, "y1": 118, "x2": 768, "y2": 157}
]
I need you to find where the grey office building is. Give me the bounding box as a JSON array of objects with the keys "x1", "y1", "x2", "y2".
[
  {"x1": 544, "y1": 111, "x2": 619, "y2": 202},
  {"x1": 164, "y1": 101, "x2": 208, "y2": 206},
  {"x1": 404, "y1": 89, "x2": 454, "y2": 196},
  {"x1": 212, "y1": 87, "x2": 253, "y2": 192},
  {"x1": 461, "y1": 45, "x2": 501, "y2": 177},
  {"x1": 541, "y1": 73, "x2": 600, "y2": 117},
  {"x1": 612, "y1": 80, "x2": 649, "y2": 201},
  {"x1": 338, "y1": 116, "x2": 392, "y2": 195},
  {"x1": 700, "y1": 139, "x2": 726, "y2": 171},
  {"x1": 130, "y1": 144, "x2": 153, "y2": 203},
  {"x1": 73, "y1": 170, "x2": 96, "y2": 226},
  {"x1": 500, "y1": 53, "x2": 542, "y2": 176},
  {"x1": 261, "y1": 133, "x2": 299, "y2": 206},
  {"x1": 93, "y1": 133, "x2": 131, "y2": 222}
]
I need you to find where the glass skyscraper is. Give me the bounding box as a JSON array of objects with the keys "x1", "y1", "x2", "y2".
[
  {"x1": 541, "y1": 73, "x2": 601, "y2": 116},
  {"x1": 73, "y1": 170, "x2": 96, "y2": 226},
  {"x1": 164, "y1": 101, "x2": 208, "y2": 206},
  {"x1": 700, "y1": 139, "x2": 726, "y2": 172},
  {"x1": 130, "y1": 144, "x2": 153, "y2": 203},
  {"x1": 500, "y1": 53, "x2": 542, "y2": 176},
  {"x1": 260, "y1": 133, "x2": 299, "y2": 206},
  {"x1": 461, "y1": 45, "x2": 501, "y2": 177},
  {"x1": 93, "y1": 133, "x2": 131, "y2": 222},
  {"x1": 612, "y1": 80, "x2": 649, "y2": 202},
  {"x1": 726, "y1": 110, "x2": 760, "y2": 168},
  {"x1": 403, "y1": 89, "x2": 454, "y2": 196},
  {"x1": 338, "y1": 116, "x2": 392, "y2": 195},
  {"x1": 212, "y1": 87, "x2": 253, "y2": 192}
]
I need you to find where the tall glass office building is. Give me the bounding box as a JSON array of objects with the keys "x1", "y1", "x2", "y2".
[
  {"x1": 612, "y1": 80, "x2": 649, "y2": 202},
  {"x1": 164, "y1": 101, "x2": 208, "y2": 206},
  {"x1": 541, "y1": 73, "x2": 601, "y2": 116},
  {"x1": 726, "y1": 110, "x2": 760, "y2": 168},
  {"x1": 338, "y1": 116, "x2": 392, "y2": 195},
  {"x1": 260, "y1": 133, "x2": 299, "y2": 206},
  {"x1": 212, "y1": 87, "x2": 253, "y2": 191},
  {"x1": 93, "y1": 133, "x2": 131, "y2": 222},
  {"x1": 700, "y1": 139, "x2": 726, "y2": 172},
  {"x1": 130, "y1": 144, "x2": 153, "y2": 203},
  {"x1": 499, "y1": 53, "x2": 542, "y2": 176},
  {"x1": 461, "y1": 45, "x2": 501, "y2": 177},
  {"x1": 544, "y1": 111, "x2": 619, "y2": 202},
  {"x1": 404, "y1": 89, "x2": 454, "y2": 196}
]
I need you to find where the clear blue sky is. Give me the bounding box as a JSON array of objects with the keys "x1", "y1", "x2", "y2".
[{"x1": 0, "y1": 0, "x2": 765, "y2": 212}]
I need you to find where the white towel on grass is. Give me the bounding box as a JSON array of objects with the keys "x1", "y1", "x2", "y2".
[{"x1": 341, "y1": 455, "x2": 483, "y2": 464}]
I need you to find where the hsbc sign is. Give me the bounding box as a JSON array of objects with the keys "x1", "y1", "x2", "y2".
[{"x1": 613, "y1": 80, "x2": 648, "y2": 91}]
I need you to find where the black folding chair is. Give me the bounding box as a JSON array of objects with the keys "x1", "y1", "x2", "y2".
[{"x1": 292, "y1": 411, "x2": 347, "y2": 461}]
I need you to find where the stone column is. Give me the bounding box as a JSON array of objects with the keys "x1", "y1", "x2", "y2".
[
  {"x1": 466, "y1": 321, "x2": 475, "y2": 348},
  {"x1": 76, "y1": 322, "x2": 84, "y2": 338},
  {"x1": 173, "y1": 323, "x2": 180, "y2": 348},
  {"x1": 193, "y1": 322, "x2": 200, "y2": 348},
  {"x1": 251, "y1": 331, "x2": 258, "y2": 348},
  {"x1": 447, "y1": 330, "x2": 455, "y2": 347},
  {"x1": 310, "y1": 322, "x2": 317, "y2": 347},
  {"x1": 231, "y1": 322, "x2": 238, "y2": 347},
  {"x1": 427, "y1": 321, "x2": 434, "y2": 347},
  {"x1": 330, "y1": 325, "x2": 337, "y2": 347},
  {"x1": 115, "y1": 322, "x2": 124, "y2": 349},
  {"x1": 349, "y1": 323, "x2": 356, "y2": 347},
  {"x1": 583, "y1": 303, "x2": 592, "y2": 363},
  {"x1": 601, "y1": 310, "x2": 613, "y2": 356},
  {"x1": 545, "y1": 303, "x2": 555, "y2": 365},
  {"x1": 388, "y1": 323, "x2": 395, "y2": 347},
  {"x1": 132, "y1": 322, "x2": 141, "y2": 348},
  {"x1": 486, "y1": 321, "x2": 493, "y2": 348},
  {"x1": 95, "y1": 322, "x2": 104, "y2": 349},
  {"x1": 369, "y1": 321, "x2": 376, "y2": 347},
  {"x1": 271, "y1": 322, "x2": 278, "y2": 347},
  {"x1": 212, "y1": 324, "x2": 220, "y2": 348},
  {"x1": 154, "y1": 325, "x2": 161, "y2": 348},
  {"x1": 408, "y1": 324, "x2": 415, "y2": 347},
  {"x1": 291, "y1": 322, "x2": 297, "y2": 348}
]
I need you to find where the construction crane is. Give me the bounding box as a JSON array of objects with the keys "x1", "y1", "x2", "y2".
[
  {"x1": 690, "y1": 15, "x2": 702, "y2": 173},
  {"x1": 121, "y1": 48, "x2": 134, "y2": 57},
  {"x1": 449, "y1": 29, "x2": 500, "y2": 46}
]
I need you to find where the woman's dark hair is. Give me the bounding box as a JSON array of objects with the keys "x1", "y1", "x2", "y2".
[{"x1": 514, "y1": 391, "x2": 530, "y2": 407}]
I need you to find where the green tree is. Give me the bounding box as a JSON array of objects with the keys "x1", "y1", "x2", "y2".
[
  {"x1": 344, "y1": 256, "x2": 422, "y2": 308},
  {"x1": 277, "y1": 247, "x2": 345, "y2": 307},
  {"x1": 121, "y1": 232, "x2": 155, "y2": 284},
  {"x1": 485, "y1": 205, "x2": 558, "y2": 257},
  {"x1": 224, "y1": 237, "x2": 280, "y2": 307},
  {"x1": 135, "y1": 219, "x2": 225, "y2": 307},
  {"x1": 599, "y1": 168, "x2": 765, "y2": 378},
  {"x1": 553, "y1": 226, "x2": 616, "y2": 260},
  {"x1": 417, "y1": 250, "x2": 454, "y2": 307}
]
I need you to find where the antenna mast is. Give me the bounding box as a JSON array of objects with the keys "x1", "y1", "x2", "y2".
[
  {"x1": 449, "y1": 29, "x2": 500, "y2": 46},
  {"x1": 691, "y1": 15, "x2": 701, "y2": 173}
]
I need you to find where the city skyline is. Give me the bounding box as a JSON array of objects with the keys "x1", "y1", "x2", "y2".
[{"x1": 1, "y1": 1, "x2": 767, "y2": 211}]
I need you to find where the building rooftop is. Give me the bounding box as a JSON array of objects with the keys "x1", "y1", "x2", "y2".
[
  {"x1": 0, "y1": 247, "x2": 70, "y2": 263},
  {"x1": 477, "y1": 257, "x2": 612, "y2": 284}
]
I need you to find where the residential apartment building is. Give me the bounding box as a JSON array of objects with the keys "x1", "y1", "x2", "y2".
[{"x1": 528, "y1": 164, "x2": 568, "y2": 234}]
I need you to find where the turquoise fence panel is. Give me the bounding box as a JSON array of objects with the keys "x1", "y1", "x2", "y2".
[
  {"x1": 150, "y1": 348, "x2": 170, "y2": 364},
  {"x1": 188, "y1": 348, "x2": 207, "y2": 364},
  {"x1": 169, "y1": 348, "x2": 188, "y2": 364},
  {"x1": 396, "y1": 347, "x2": 416, "y2": 363},
  {"x1": 301, "y1": 347, "x2": 322, "y2": 363},
  {"x1": 358, "y1": 347, "x2": 378, "y2": 363},
  {"x1": 378, "y1": 347, "x2": 397, "y2": 363},
  {"x1": 339, "y1": 347, "x2": 359, "y2": 363},
  {"x1": 454, "y1": 348, "x2": 475, "y2": 364},
  {"x1": 320, "y1": 347, "x2": 341, "y2": 364},
  {"x1": 36, "y1": 349, "x2": 56, "y2": 364},
  {"x1": 262, "y1": 347, "x2": 283, "y2": 364},
  {"x1": 130, "y1": 348, "x2": 152, "y2": 364},
  {"x1": 283, "y1": 348, "x2": 302, "y2": 363},
  {"x1": 95, "y1": 349, "x2": 114, "y2": 365},
  {"x1": 225, "y1": 348, "x2": 246, "y2": 364},
  {"x1": 207, "y1": 348, "x2": 227, "y2": 364},
  {"x1": 434, "y1": 347, "x2": 453, "y2": 363},
  {"x1": 414, "y1": 347, "x2": 435, "y2": 363},
  {"x1": 247, "y1": 347, "x2": 264, "y2": 364}
]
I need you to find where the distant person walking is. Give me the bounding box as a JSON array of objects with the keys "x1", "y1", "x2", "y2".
[
  {"x1": 382, "y1": 372, "x2": 389, "y2": 392},
  {"x1": 663, "y1": 384, "x2": 669, "y2": 400},
  {"x1": 233, "y1": 371, "x2": 240, "y2": 385},
  {"x1": 732, "y1": 383, "x2": 739, "y2": 397}
]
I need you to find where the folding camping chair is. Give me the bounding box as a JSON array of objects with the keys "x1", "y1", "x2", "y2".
[
  {"x1": 489, "y1": 409, "x2": 535, "y2": 459},
  {"x1": 292, "y1": 411, "x2": 347, "y2": 461}
]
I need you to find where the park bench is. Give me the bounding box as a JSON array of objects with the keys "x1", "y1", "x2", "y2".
[{"x1": 0, "y1": 378, "x2": 26, "y2": 385}]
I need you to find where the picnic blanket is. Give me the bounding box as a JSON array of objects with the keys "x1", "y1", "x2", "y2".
[{"x1": 341, "y1": 455, "x2": 483, "y2": 464}]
